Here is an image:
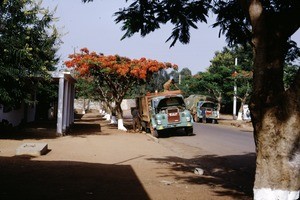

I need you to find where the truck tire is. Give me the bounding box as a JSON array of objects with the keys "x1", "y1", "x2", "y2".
[
  {"x1": 151, "y1": 129, "x2": 159, "y2": 138},
  {"x1": 150, "y1": 125, "x2": 159, "y2": 138}
]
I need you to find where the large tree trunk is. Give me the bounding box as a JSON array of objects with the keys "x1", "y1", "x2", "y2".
[
  {"x1": 251, "y1": 56, "x2": 300, "y2": 199},
  {"x1": 251, "y1": 102, "x2": 300, "y2": 199},
  {"x1": 115, "y1": 101, "x2": 127, "y2": 131},
  {"x1": 249, "y1": 2, "x2": 300, "y2": 199}
]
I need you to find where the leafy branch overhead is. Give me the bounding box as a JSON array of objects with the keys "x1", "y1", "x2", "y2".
[{"x1": 114, "y1": 0, "x2": 211, "y2": 47}]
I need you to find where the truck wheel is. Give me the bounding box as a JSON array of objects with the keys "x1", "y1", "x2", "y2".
[
  {"x1": 152, "y1": 129, "x2": 159, "y2": 138},
  {"x1": 150, "y1": 125, "x2": 159, "y2": 137},
  {"x1": 212, "y1": 119, "x2": 218, "y2": 124}
]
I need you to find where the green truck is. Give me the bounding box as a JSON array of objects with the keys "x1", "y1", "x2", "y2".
[
  {"x1": 136, "y1": 90, "x2": 194, "y2": 137},
  {"x1": 185, "y1": 95, "x2": 219, "y2": 123}
]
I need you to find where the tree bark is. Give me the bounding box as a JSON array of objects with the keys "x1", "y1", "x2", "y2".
[
  {"x1": 115, "y1": 101, "x2": 127, "y2": 131},
  {"x1": 249, "y1": 1, "x2": 300, "y2": 199}
]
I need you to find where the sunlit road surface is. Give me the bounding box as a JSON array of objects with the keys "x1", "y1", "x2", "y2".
[{"x1": 164, "y1": 123, "x2": 256, "y2": 156}]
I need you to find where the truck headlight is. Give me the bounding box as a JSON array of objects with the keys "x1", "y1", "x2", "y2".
[
  {"x1": 156, "y1": 119, "x2": 162, "y2": 125},
  {"x1": 186, "y1": 116, "x2": 191, "y2": 122}
]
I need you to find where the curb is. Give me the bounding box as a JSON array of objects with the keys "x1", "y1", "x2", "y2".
[{"x1": 146, "y1": 133, "x2": 159, "y2": 143}]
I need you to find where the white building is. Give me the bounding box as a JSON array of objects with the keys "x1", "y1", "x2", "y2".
[{"x1": 0, "y1": 71, "x2": 76, "y2": 136}]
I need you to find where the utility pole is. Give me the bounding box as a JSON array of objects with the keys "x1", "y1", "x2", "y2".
[
  {"x1": 179, "y1": 73, "x2": 181, "y2": 85},
  {"x1": 233, "y1": 58, "x2": 237, "y2": 119}
]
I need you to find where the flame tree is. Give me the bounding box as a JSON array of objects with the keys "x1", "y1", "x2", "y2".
[{"x1": 65, "y1": 48, "x2": 177, "y2": 130}]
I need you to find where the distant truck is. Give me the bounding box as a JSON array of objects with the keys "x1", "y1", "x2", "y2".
[
  {"x1": 185, "y1": 95, "x2": 219, "y2": 124},
  {"x1": 136, "y1": 90, "x2": 193, "y2": 137}
]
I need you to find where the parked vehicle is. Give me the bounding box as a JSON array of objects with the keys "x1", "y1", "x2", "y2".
[
  {"x1": 136, "y1": 90, "x2": 193, "y2": 137},
  {"x1": 185, "y1": 95, "x2": 218, "y2": 123}
]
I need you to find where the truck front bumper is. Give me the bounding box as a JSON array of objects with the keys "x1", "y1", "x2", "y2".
[{"x1": 156, "y1": 122, "x2": 193, "y2": 130}]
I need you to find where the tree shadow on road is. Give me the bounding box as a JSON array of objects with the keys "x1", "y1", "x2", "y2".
[
  {"x1": 0, "y1": 156, "x2": 150, "y2": 200},
  {"x1": 148, "y1": 153, "x2": 256, "y2": 200}
]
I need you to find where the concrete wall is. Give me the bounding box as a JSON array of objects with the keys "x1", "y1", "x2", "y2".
[
  {"x1": 74, "y1": 99, "x2": 136, "y2": 118},
  {"x1": 0, "y1": 103, "x2": 37, "y2": 127},
  {"x1": 121, "y1": 99, "x2": 136, "y2": 118},
  {"x1": 74, "y1": 99, "x2": 103, "y2": 113},
  {"x1": 0, "y1": 105, "x2": 23, "y2": 126}
]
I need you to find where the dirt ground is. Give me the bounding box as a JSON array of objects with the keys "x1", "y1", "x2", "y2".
[{"x1": 0, "y1": 113, "x2": 254, "y2": 200}]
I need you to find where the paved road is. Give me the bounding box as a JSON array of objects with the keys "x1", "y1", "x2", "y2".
[
  {"x1": 162, "y1": 122, "x2": 256, "y2": 156},
  {"x1": 156, "y1": 122, "x2": 256, "y2": 197}
]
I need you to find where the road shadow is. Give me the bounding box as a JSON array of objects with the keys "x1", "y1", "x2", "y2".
[
  {"x1": 0, "y1": 115, "x2": 109, "y2": 139},
  {"x1": 0, "y1": 156, "x2": 150, "y2": 200},
  {"x1": 68, "y1": 123, "x2": 102, "y2": 136},
  {"x1": 147, "y1": 153, "x2": 256, "y2": 200},
  {"x1": 0, "y1": 120, "x2": 58, "y2": 140},
  {"x1": 154, "y1": 128, "x2": 196, "y2": 138}
]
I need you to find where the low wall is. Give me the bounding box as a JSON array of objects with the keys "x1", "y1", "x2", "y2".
[
  {"x1": 0, "y1": 103, "x2": 35, "y2": 127},
  {"x1": 74, "y1": 99, "x2": 136, "y2": 118}
]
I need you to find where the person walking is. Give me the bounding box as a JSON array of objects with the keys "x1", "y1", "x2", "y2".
[{"x1": 131, "y1": 107, "x2": 141, "y2": 132}]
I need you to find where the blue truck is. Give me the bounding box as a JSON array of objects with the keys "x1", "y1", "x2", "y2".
[
  {"x1": 136, "y1": 90, "x2": 194, "y2": 137},
  {"x1": 185, "y1": 95, "x2": 219, "y2": 124}
]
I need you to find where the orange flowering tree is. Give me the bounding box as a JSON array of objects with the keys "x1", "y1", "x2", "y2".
[{"x1": 65, "y1": 48, "x2": 178, "y2": 130}]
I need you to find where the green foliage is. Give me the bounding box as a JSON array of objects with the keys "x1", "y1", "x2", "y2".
[
  {"x1": 75, "y1": 77, "x2": 98, "y2": 100},
  {"x1": 180, "y1": 67, "x2": 192, "y2": 77},
  {"x1": 145, "y1": 69, "x2": 170, "y2": 93},
  {"x1": 212, "y1": 1, "x2": 300, "y2": 49},
  {"x1": 181, "y1": 45, "x2": 253, "y2": 112},
  {"x1": 284, "y1": 64, "x2": 299, "y2": 90},
  {"x1": 0, "y1": 0, "x2": 59, "y2": 107},
  {"x1": 114, "y1": 0, "x2": 211, "y2": 47}
]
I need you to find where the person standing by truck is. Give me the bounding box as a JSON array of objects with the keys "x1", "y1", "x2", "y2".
[
  {"x1": 163, "y1": 78, "x2": 179, "y2": 91},
  {"x1": 131, "y1": 107, "x2": 141, "y2": 132}
]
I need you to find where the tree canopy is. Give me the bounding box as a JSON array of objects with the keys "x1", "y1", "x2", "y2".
[
  {"x1": 65, "y1": 48, "x2": 178, "y2": 129},
  {"x1": 0, "y1": 0, "x2": 59, "y2": 108}
]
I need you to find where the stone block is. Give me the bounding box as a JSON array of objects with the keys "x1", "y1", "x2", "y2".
[{"x1": 16, "y1": 143, "x2": 48, "y2": 156}]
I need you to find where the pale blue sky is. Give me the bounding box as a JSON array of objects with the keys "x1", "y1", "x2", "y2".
[{"x1": 43, "y1": 0, "x2": 299, "y2": 74}]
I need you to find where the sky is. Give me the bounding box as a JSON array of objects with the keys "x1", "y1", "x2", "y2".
[{"x1": 42, "y1": 0, "x2": 300, "y2": 75}]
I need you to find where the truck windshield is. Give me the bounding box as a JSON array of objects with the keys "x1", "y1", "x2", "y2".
[
  {"x1": 157, "y1": 97, "x2": 185, "y2": 109},
  {"x1": 201, "y1": 102, "x2": 216, "y2": 108}
]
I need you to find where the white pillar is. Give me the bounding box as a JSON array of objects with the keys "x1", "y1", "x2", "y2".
[
  {"x1": 70, "y1": 83, "x2": 75, "y2": 123},
  {"x1": 233, "y1": 58, "x2": 238, "y2": 120},
  {"x1": 52, "y1": 71, "x2": 76, "y2": 136},
  {"x1": 57, "y1": 77, "x2": 64, "y2": 135},
  {"x1": 62, "y1": 79, "x2": 69, "y2": 132},
  {"x1": 66, "y1": 81, "x2": 71, "y2": 128},
  {"x1": 233, "y1": 84, "x2": 237, "y2": 119}
]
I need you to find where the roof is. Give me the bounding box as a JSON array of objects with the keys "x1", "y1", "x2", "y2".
[{"x1": 50, "y1": 71, "x2": 77, "y2": 83}]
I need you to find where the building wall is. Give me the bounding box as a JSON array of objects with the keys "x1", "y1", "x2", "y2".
[
  {"x1": 0, "y1": 104, "x2": 24, "y2": 126},
  {"x1": 0, "y1": 103, "x2": 36, "y2": 127},
  {"x1": 74, "y1": 99, "x2": 103, "y2": 114},
  {"x1": 27, "y1": 104, "x2": 36, "y2": 122},
  {"x1": 74, "y1": 99, "x2": 136, "y2": 118},
  {"x1": 121, "y1": 99, "x2": 136, "y2": 119}
]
